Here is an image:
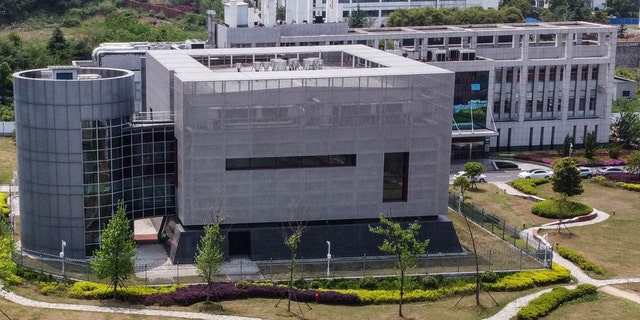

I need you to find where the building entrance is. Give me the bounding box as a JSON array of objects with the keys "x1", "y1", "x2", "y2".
[{"x1": 228, "y1": 231, "x2": 251, "y2": 257}]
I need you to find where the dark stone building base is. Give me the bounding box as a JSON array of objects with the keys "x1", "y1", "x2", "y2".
[{"x1": 163, "y1": 215, "x2": 463, "y2": 264}]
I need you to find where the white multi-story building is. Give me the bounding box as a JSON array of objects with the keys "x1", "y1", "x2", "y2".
[{"x1": 213, "y1": 13, "x2": 618, "y2": 157}]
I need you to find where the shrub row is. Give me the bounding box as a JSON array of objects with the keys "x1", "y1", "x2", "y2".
[
  {"x1": 604, "y1": 173, "x2": 640, "y2": 184},
  {"x1": 339, "y1": 284, "x2": 476, "y2": 305},
  {"x1": 511, "y1": 178, "x2": 548, "y2": 195},
  {"x1": 141, "y1": 283, "x2": 361, "y2": 307},
  {"x1": 557, "y1": 246, "x2": 605, "y2": 275},
  {"x1": 531, "y1": 199, "x2": 593, "y2": 219},
  {"x1": 0, "y1": 193, "x2": 9, "y2": 217},
  {"x1": 517, "y1": 284, "x2": 598, "y2": 320},
  {"x1": 291, "y1": 275, "x2": 460, "y2": 292},
  {"x1": 484, "y1": 264, "x2": 571, "y2": 291},
  {"x1": 68, "y1": 281, "x2": 179, "y2": 300},
  {"x1": 590, "y1": 176, "x2": 640, "y2": 193}
]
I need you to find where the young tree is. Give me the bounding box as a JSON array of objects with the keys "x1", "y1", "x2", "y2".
[
  {"x1": 369, "y1": 213, "x2": 429, "y2": 318},
  {"x1": 195, "y1": 216, "x2": 225, "y2": 305},
  {"x1": 284, "y1": 224, "x2": 303, "y2": 312},
  {"x1": 91, "y1": 200, "x2": 137, "y2": 299},
  {"x1": 582, "y1": 131, "x2": 597, "y2": 160},
  {"x1": 453, "y1": 175, "x2": 471, "y2": 197},
  {"x1": 551, "y1": 157, "x2": 583, "y2": 197},
  {"x1": 551, "y1": 157, "x2": 583, "y2": 231},
  {"x1": 464, "y1": 161, "x2": 485, "y2": 189}
]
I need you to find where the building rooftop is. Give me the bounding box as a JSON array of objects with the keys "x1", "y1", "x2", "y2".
[{"x1": 146, "y1": 44, "x2": 453, "y2": 82}]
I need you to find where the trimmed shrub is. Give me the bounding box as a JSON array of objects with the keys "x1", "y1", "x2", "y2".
[
  {"x1": 557, "y1": 246, "x2": 604, "y2": 275},
  {"x1": 68, "y1": 281, "x2": 178, "y2": 300},
  {"x1": 485, "y1": 264, "x2": 571, "y2": 291},
  {"x1": 531, "y1": 199, "x2": 592, "y2": 219},
  {"x1": 511, "y1": 178, "x2": 548, "y2": 195},
  {"x1": 517, "y1": 284, "x2": 597, "y2": 320}
]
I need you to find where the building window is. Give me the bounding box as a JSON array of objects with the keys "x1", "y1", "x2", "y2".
[
  {"x1": 623, "y1": 90, "x2": 631, "y2": 97},
  {"x1": 383, "y1": 152, "x2": 408, "y2": 202},
  {"x1": 226, "y1": 154, "x2": 356, "y2": 170}
]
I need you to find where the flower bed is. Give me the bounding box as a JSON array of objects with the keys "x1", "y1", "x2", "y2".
[{"x1": 513, "y1": 150, "x2": 629, "y2": 167}]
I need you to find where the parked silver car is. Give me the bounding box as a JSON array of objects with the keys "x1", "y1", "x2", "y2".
[
  {"x1": 517, "y1": 168, "x2": 554, "y2": 179},
  {"x1": 453, "y1": 171, "x2": 487, "y2": 183},
  {"x1": 595, "y1": 167, "x2": 628, "y2": 176},
  {"x1": 578, "y1": 167, "x2": 594, "y2": 179}
]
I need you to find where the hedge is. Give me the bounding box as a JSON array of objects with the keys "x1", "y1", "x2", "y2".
[
  {"x1": 531, "y1": 199, "x2": 592, "y2": 219},
  {"x1": 511, "y1": 178, "x2": 548, "y2": 195},
  {"x1": 484, "y1": 264, "x2": 571, "y2": 291},
  {"x1": 0, "y1": 193, "x2": 9, "y2": 217},
  {"x1": 517, "y1": 284, "x2": 598, "y2": 320},
  {"x1": 68, "y1": 281, "x2": 179, "y2": 300},
  {"x1": 557, "y1": 246, "x2": 605, "y2": 275}
]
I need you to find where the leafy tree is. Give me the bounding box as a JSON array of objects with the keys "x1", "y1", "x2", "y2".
[
  {"x1": 548, "y1": 0, "x2": 591, "y2": 21},
  {"x1": 0, "y1": 62, "x2": 13, "y2": 106},
  {"x1": 611, "y1": 111, "x2": 640, "y2": 147},
  {"x1": 349, "y1": 4, "x2": 366, "y2": 28},
  {"x1": 0, "y1": 0, "x2": 35, "y2": 25},
  {"x1": 611, "y1": 97, "x2": 640, "y2": 113},
  {"x1": 606, "y1": 0, "x2": 638, "y2": 17},
  {"x1": 582, "y1": 131, "x2": 597, "y2": 159},
  {"x1": 464, "y1": 161, "x2": 485, "y2": 189},
  {"x1": 47, "y1": 27, "x2": 70, "y2": 64},
  {"x1": 551, "y1": 157, "x2": 583, "y2": 197},
  {"x1": 453, "y1": 176, "x2": 471, "y2": 197},
  {"x1": 91, "y1": 200, "x2": 137, "y2": 299},
  {"x1": 588, "y1": 10, "x2": 609, "y2": 24},
  {"x1": 386, "y1": 6, "x2": 523, "y2": 27},
  {"x1": 195, "y1": 216, "x2": 225, "y2": 305},
  {"x1": 369, "y1": 214, "x2": 429, "y2": 318},
  {"x1": 499, "y1": 0, "x2": 535, "y2": 19},
  {"x1": 626, "y1": 150, "x2": 640, "y2": 177}
]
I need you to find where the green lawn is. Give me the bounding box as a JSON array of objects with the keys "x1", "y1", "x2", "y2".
[
  {"x1": 463, "y1": 180, "x2": 640, "y2": 279},
  {"x1": 535, "y1": 182, "x2": 640, "y2": 279},
  {"x1": 0, "y1": 137, "x2": 16, "y2": 183}
]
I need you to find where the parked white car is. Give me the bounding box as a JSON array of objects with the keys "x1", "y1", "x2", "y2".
[
  {"x1": 453, "y1": 171, "x2": 487, "y2": 183},
  {"x1": 578, "y1": 166, "x2": 594, "y2": 179},
  {"x1": 517, "y1": 168, "x2": 554, "y2": 179}
]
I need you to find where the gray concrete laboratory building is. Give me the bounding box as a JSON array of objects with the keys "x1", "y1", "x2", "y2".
[{"x1": 14, "y1": 45, "x2": 463, "y2": 262}]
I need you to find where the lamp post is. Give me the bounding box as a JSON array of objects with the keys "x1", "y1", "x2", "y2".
[
  {"x1": 60, "y1": 240, "x2": 66, "y2": 277},
  {"x1": 326, "y1": 241, "x2": 331, "y2": 278}
]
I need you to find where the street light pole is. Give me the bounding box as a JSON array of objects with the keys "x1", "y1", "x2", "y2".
[
  {"x1": 326, "y1": 241, "x2": 331, "y2": 278},
  {"x1": 60, "y1": 240, "x2": 66, "y2": 277}
]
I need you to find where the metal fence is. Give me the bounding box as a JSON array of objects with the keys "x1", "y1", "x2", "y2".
[
  {"x1": 448, "y1": 193, "x2": 553, "y2": 267},
  {"x1": 13, "y1": 246, "x2": 547, "y2": 285}
]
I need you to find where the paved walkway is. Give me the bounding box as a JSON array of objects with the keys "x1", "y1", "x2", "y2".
[
  {"x1": 0, "y1": 282, "x2": 259, "y2": 320},
  {"x1": 482, "y1": 182, "x2": 640, "y2": 320}
]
